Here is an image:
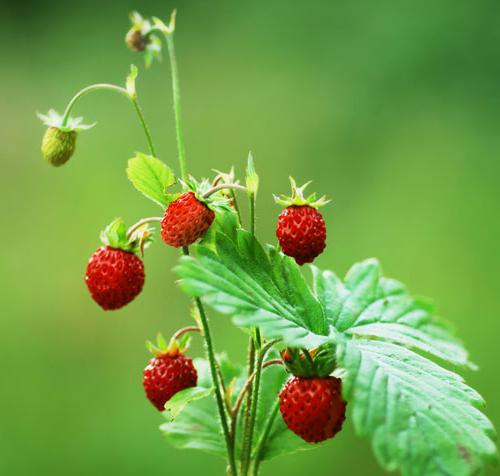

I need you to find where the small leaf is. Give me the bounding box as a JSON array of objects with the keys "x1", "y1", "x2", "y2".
[
  {"x1": 99, "y1": 218, "x2": 128, "y2": 249},
  {"x1": 245, "y1": 152, "x2": 259, "y2": 196},
  {"x1": 126, "y1": 64, "x2": 138, "y2": 98},
  {"x1": 163, "y1": 386, "x2": 214, "y2": 421},
  {"x1": 127, "y1": 152, "x2": 175, "y2": 207}
]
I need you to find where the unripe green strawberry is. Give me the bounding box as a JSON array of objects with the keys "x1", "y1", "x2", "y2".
[{"x1": 41, "y1": 126, "x2": 77, "y2": 167}]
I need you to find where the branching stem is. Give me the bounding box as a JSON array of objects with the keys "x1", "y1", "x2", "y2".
[{"x1": 61, "y1": 83, "x2": 157, "y2": 157}]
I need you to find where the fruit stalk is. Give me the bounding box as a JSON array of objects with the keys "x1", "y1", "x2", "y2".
[
  {"x1": 61, "y1": 83, "x2": 157, "y2": 156},
  {"x1": 165, "y1": 31, "x2": 187, "y2": 181},
  {"x1": 164, "y1": 21, "x2": 237, "y2": 474},
  {"x1": 251, "y1": 399, "x2": 280, "y2": 476}
]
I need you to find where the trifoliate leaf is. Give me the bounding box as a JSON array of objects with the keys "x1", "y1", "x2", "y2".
[
  {"x1": 127, "y1": 152, "x2": 175, "y2": 207},
  {"x1": 174, "y1": 227, "x2": 497, "y2": 475}
]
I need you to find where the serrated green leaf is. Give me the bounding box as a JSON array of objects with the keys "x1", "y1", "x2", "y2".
[
  {"x1": 174, "y1": 228, "x2": 497, "y2": 474},
  {"x1": 176, "y1": 228, "x2": 331, "y2": 348},
  {"x1": 126, "y1": 153, "x2": 175, "y2": 207},
  {"x1": 338, "y1": 338, "x2": 497, "y2": 475},
  {"x1": 312, "y1": 260, "x2": 470, "y2": 367},
  {"x1": 163, "y1": 386, "x2": 214, "y2": 421}
]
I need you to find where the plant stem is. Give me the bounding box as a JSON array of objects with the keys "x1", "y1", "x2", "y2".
[
  {"x1": 126, "y1": 216, "x2": 163, "y2": 239},
  {"x1": 173, "y1": 325, "x2": 201, "y2": 340},
  {"x1": 202, "y1": 183, "x2": 247, "y2": 199},
  {"x1": 164, "y1": 15, "x2": 237, "y2": 474},
  {"x1": 165, "y1": 33, "x2": 187, "y2": 181},
  {"x1": 251, "y1": 399, "x2": 280, "y2": 476},
  {"x1": 240, "y1": 339, "x2": 276, "y2": 476},
  {"x1": 194, "y1": 293, "x2": 238, "y2": 476},
  {"x1": 61, "y1": 83, "x2": 157, "y2": 156}
]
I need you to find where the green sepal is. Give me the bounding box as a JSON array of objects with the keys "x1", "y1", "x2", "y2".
[
  {"x1": 38, "y1": 109, "x2": 95, "y2": 133},
  {"x1": 281, "y1": 343, "x2": 336, "y2": 378},
  {"x1": 273, "y1": 177, "x2": 329, "y2": 208},
  {"x1": 99, "y1": 217, "x2": 154, "y2": 256},
  {"x1": 146, "y1": 331, "x2": 192, "y2": 358},
  {"x1": 180, "y1": 176, "x2": 233, "y2": 213}
]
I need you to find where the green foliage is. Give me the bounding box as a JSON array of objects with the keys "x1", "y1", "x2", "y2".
[
  {"x1": 126, "y1": 152, "x2": 176, "y2": 207},
  {"x1": 175, "y1": 225, "x2": 498, "y2": 475},
  {"x1": 160, "y1": 355, "x2": 314, "y2": 461}
]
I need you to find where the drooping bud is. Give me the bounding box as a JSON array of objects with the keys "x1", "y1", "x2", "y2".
[
  {"x1": 125, "y1": 27, "x2": 150, "y2": 52},
  {"x1": 41, "y1": 126, "x2": 77, "y2": 166}
]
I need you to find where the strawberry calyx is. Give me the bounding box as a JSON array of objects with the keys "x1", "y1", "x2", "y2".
[
  {"x1": 146, "y1": 332, "x2": 192, "y2": 358},
  {"x1": 99, "y1": 217, "x2": 154, "y2": 257},
  {"x1": 179, "y1": 175, "x2": 234, "y2": 213},
  {"x1": 273, "y1": 177, "x2": 330, "y2": 209},
  {"x1": 281, "y1": 343, "x2": 337, "y2": 378},
  {"x1": 38, "y1": 109, "x2": 95, "y2": 133}
]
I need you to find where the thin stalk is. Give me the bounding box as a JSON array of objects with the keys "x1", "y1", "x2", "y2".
[
  {"x1": 251, "y1": 399, "x2": 280, "y2": 476},
  {"x1": 165, "y1": 33, "x2": 187, "y2": 181},
  {"x1": 240, "y1": 340, "x2": 276, "y2": 475},
  {"x1": 195, "y1": 295, "x2": 238, "y2": 476},
  {"x1": 126, "y1": 216, "x2": 162, "y2": 239},
  {"x1": 229, "y1": 189, "x2": 243, "y2": 226},
  {"x1": 173, "y1": 326, "x2": 201, "y2": 340},
  {"x1": 61, "y1": 83, "x2": 157, "y2": 156},
  {"x1": 164, "y1": 15, "x2": 236, "y2": 474},
  {"x1": 202, "y1": 183, "x2": 247, "y2": 199}
]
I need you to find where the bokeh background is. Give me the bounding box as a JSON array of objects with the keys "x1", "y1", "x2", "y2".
[{"x1": 1, "y1": 0, "x2": 499, "y2": 474}]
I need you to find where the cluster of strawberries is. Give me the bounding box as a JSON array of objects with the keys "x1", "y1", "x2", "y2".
[{"x1": 82, "y1": 182, "x2": 345, "y2": 444}]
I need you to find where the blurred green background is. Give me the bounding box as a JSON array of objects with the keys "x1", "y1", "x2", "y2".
[{"x1": 1, "y1": 0, "x2": 499, "y2": 474}]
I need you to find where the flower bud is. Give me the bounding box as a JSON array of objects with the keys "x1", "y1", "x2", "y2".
[
  {"x1": 41, "y1": 126, "x2": 77, "y2": 167},
  {"x1": 125, "y1": 28, "x2": 150, "y2": 52}
]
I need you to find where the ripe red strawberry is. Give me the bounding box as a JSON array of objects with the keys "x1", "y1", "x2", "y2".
[
  {"x1": 277, "y1": 205, "x2": 326, "y2": 265},
  {"x1": 85, "y1": 246, "x2": 145, "y2": 310},
  {"x1": 161, "y1": 192, "x2": 215, "y2": 247},
  {"x1": 274, "y1": 178, "x2": 329, "y2": 265},
  {"x1": 143, "y1": 349, "x2": 197, "y2": 411},
  {"x1": 279, "y1": 376, "x2": 346, "y2": 443}
]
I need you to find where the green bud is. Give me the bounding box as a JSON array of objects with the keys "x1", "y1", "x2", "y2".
[
  {"x1": 41, "y1": 126, "x2": 77, "y2": 167},
  {"x1": 125, "y1": 28, "x2": 150, "y2": 52}
]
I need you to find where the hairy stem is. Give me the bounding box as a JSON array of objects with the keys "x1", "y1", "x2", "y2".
[
  {"x1": 173, "y1": 325, "x2": 201, "y2": 340},
  {"x1": 251, "y1": 399, "x2": 280, "y2": 476},
  {"x1": 126, "y1": 216, "x2": 162, "y2": 239},
  {"x1": 240, "y1": 339, "x2": 276, "y2": 475},
  {"x1": 61, "y1": 83, "x2": 157, "y2": 156},
  {"x1": 165, "y1": 33, "x2": 187, "y2": 181}
]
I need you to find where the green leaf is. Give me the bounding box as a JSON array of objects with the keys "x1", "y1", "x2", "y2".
[
  {"x1": 312, "y1": 260, "x2": 470, "y2": 367},
  {"x1": 163, "y1": 386, "x2": 214, "y2": 421},
  {"x1": 126, "y1": 152, "x2": 175, "y2": 207},
  {"x1": 160, "y1": 355, "x2": 313, "y2": 460},
  {"x1": 174, "y1": 228, "x2": 497, "y2": 474},
  {"x1": 338, "y1": 338, "x2": 497, "y2": 475},
  {"x1": 176, "y1": 229, "x2": 331, "y2": 348}
]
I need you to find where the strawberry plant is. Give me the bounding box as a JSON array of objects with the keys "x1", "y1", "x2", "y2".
[{"x1": 39, "y1": 9, "x2": 498, "y2": 476}]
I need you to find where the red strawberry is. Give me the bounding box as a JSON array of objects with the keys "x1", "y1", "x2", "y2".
[
  {"x1": 85, "y1": 246, "x2": 145, "y2": 310},
  {"x1": 277, "y1": 205, "x2": 326, "y2": 265},
  {"x1": 279, "y1": 376, "x2": 346, "y2": 443},
  {"x1": 143, "y1": 351, "x2": 197, "y2": 411},
  {"x1": 161, "y1": 192, "x2": 215, "y2": 247},
  {"x1": 274, "y1": 178, "x2": 329, "y2": 265}
]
